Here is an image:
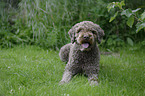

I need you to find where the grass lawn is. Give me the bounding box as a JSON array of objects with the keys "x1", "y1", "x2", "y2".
[{"x1": 0, "y1": 45, "x2": 145, "y2": 96}]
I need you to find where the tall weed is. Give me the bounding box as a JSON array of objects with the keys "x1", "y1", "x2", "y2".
[
  {"x1": 1, "y1": 0, "x2": 145, "y2": 49},
  {"x1": 15, "y1": 0, "x2": 109, "y2": 49}
]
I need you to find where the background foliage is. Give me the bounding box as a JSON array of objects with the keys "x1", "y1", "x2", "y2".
[
  {"x1": 107, "y1": 1, "x2": 145, "y2": 47},
  {"x1": 0, "y1": 0, "x2": 145, "y2": 49}
]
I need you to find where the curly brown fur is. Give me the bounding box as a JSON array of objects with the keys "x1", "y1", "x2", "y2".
[
  {"x1": 59, "y1": 21, "x2": 104, "y2": 85},
  {"x1": 59, "y1": 43, "x2": 71, "y2": 62}
]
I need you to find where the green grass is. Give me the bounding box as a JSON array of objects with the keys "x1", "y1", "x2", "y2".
[{"x1": 0, "y1": 46, "x2": 145, "y2": 96}]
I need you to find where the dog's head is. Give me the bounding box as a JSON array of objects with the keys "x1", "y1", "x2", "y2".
[{"x1": 68, "y1": 21, "x2": 104, "y2": 51}]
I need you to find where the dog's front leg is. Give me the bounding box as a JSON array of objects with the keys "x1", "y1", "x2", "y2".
[
  {"x1": 60, "y1": 70, "x2": 72, "y2": 84},
  {"x1": 84, "y1": 66, "x2": 99, "y2": 85},
  {"x1": 88, "y1": 74, "x2": 99, "y2": 86}
]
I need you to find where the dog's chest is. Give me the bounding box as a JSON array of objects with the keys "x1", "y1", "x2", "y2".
[{"x1": 73, "y1": 50, "x2": 98, "y2": 65}]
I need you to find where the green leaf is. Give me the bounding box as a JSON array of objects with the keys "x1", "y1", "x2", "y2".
[
  {"x1": 127, "y1": 37, "x2": 133, "y2": 46},
  {"x1": 107, "y1": 3, "x2": 115, "y2": 12},
  {"x1": 141, "y1": 12, "x2": 145, "y2": 20},
  {"x1": 109, "y1": 11, "x2": 118, "y2": 22},
  {"x1": 121, "y1": 1, "x2": 125, "y2": 6},
  {"x1": 136, "y1": 22, "x2": 145, "y2": 33},
  {"x1": 118, "y1": 1, "x2": 125, "y2": 9},
  {"x1": 107, "y1": 1, "x2": 125, "y2": 12},
  {"x1": 121, "y1": 9, "x2": 133, "y2": 17},
  {"x1": 132, "y1": 8, "x2": 141, "y2": 13},
  {"x1": 127, "y1": 16, "x2": 134, "y2": 28}
]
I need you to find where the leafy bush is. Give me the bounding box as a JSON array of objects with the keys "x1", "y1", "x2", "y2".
[
  {"x1": 0, "y1": 0, "x2": 30, "y2": 48},
  {"x1": 0, "y1": 0, "x2": 145, "y2": 49},
  {"x1": 107, "y1": 0, "x2": 145, "y2": 46},
  {"x1": 10, "y1": 0, "x2": 109, "y2": 49}
]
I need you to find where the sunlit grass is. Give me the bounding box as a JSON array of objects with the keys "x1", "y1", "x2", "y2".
[{"x1": 0, "y1": 45, "x2": 145, "y2": 96}]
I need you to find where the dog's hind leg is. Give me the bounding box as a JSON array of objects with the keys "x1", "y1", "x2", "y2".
[{"x1": 59, "y1": 43, "x2": 72, "y2": 62}]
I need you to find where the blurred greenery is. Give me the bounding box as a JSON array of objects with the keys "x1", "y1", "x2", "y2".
[
  {"x1": 107, "y1": 1, "x2": 145, "y2": 47},
  {"x1": 0, "y1": 0, "x2": 145, "y2": 49}
]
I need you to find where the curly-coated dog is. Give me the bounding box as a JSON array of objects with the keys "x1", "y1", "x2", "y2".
[{"x1": 59, "y1": 21, "x2": 104, "y2": 85}]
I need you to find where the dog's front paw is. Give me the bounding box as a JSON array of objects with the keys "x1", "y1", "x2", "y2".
[
  {"x1": 90, "y1": 80, "x2": 99, "y2": 86},
  {"x1": 59, "y1": 80, "x2": 68, "y2": 85}
]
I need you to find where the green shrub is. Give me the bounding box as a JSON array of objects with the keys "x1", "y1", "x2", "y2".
[
  {"x1": 16, "y1": 0, "x2": 109, "y2": 49},
  {"x1": 0, "y1": 0, "x2": 145, "y2": 49},
  {"x1": 107, "y1": 0, "x2": 145, "y2": 48}
]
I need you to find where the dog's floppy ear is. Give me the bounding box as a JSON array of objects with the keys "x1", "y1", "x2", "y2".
[
  {"x1": 95, "y1": 25, "x2": 105, "y2": 44},
  {"x1": 68, "y1": 28, "x2": 75, "y2": 43}
]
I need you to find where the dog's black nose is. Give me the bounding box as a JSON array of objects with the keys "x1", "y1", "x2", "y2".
[{"x1": 83, "y1": 35, "x2": 89, "y2": 39}]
